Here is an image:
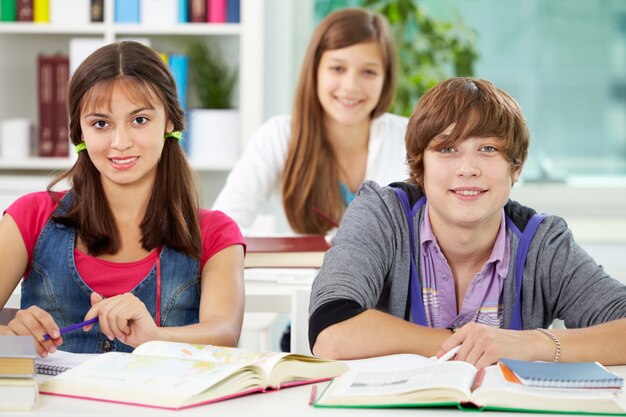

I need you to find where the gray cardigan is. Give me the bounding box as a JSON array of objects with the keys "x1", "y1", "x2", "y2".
[{"x1": 309, "y1": 181, "x2": 626, "y2": 346}]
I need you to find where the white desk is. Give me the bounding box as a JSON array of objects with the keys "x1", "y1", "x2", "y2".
[{"x1": 5, "y1": 271, "x2": 314, "y2": 355}]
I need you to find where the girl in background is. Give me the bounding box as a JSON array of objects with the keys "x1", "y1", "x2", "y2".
[
  {"x1": 213, "y1": 8, "x2": 408, "y2": 234},
  {"x1": 0, "y1": 41, "x2": 245, "y2": 356}
]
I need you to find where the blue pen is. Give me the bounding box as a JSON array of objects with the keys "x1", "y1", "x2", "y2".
[{"x1": 42, "y1": 317, "x2": 99, "y2": 341}]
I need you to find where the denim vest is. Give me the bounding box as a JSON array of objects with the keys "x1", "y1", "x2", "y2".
[{"x1": 21, "y1": 192, "x2": 201, "y2": 353}]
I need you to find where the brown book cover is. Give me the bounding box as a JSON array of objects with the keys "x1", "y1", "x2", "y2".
[
  {"x1": 17, "y1": 0, "x2": 34, "y2": 21},
  {"x1": 188, "y1": 0, "x2": 206, "y2": 22},
  {"x1": 52, "y1": 54, "x2": 69, "y2": 157},
  {"x1": 244, "y1": 235, "x2": 330, "y2": 268},
  {"x1": 0, "y1": 335, "x2": 36, "y2": 377},
  {"x1": 246, "y1": 235, "x2": 330, "y2": 253},
  {"x1": 37, "y1": 54, "x2": 55, "y2": 157}
]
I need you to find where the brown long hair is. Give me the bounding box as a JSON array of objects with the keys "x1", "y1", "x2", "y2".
[
  {"x1": 48, "y1": 41, "x2": 201, "y2": 259},
  {"x1": 405, "y1": 77, "x2": 529, "y2": 187},
  {"x1": 282, "y1": 8, "x2": 396, "y2": 233}
]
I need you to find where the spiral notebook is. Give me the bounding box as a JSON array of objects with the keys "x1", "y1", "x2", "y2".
[
  {"x1": 499, "y1": 358, "x2": 624, "y2": 389},
  {"x1": 36, "y1": 351, "x2": 97, "y2": 376}
]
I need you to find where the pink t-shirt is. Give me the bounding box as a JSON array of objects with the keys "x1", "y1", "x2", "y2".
[{"x1": 5, "y1": 191, "x2": 245, "y2": 298}]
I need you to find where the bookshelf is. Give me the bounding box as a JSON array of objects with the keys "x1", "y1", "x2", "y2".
[{"x1": 0, "y1": 0, "x2": 264, "y2": 207}]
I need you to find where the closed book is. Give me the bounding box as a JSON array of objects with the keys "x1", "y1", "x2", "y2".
[
  {"x1": 188, "y1": 0, "x2": 205, "y2": 22},
  {"x1": 0, "y1": 378, "x2": 38, "y2": 411},
  {"x1": 37, "y1": 54, "x2": 55, "y2": 157},
  {"x1": 40, "y1": 340, "x2": 348, "y2": 410},
  {"x1": 114, "y1": 0, "x2": 138, "y2": 23},
  {"x1": 245, "y1": 235, "x2": 330, "y2": 268},
  {"x1": 168, "y1": 53, "x2": 188, "y2": 110},
  {"x1": 17, "y1": 0, "x2": 33, "y2": 21},
  {"x1": 33, "y1": 0, "x2": 48, "y2": 22},
  {"x1": 207, "y1": 0, "x2": 225, "y2": 23},
  {"x1": 177, "y1": 0, "x2": 187, "y2": 23},
  {"x1": 52, "y1": 54, "x2": 69, "y2": 157},
  {"x1": 226, "y1": 0, "x2": 238, "y2": 23},
  {"x1": 90, "y1": 0, "x2": 102, "y2": 21},
  {"x1": 50, "y1": 0, "x2": 90, "y2": 24},
  {"x1": 0, "y1": 335, "x2": 36, "y2": 378},
  {"x1": 140, "y1": 0, "x2": 176, "y2": 25},
  {"x1": 499, "y1": 358, "x2": 624, "y2": 389},
  {"x1": 1, "y1": 0, "x2": 17, "y2": 21}
]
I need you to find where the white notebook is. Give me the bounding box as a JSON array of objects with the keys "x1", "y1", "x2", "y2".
[{"x1": 36, "y1": 351, "x2": 98, "y2": 376}]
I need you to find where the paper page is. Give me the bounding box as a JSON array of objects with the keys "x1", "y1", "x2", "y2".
[
  {"x1": 345, "y1": 353, "x2": 435, "y2": 372},
  {"x1": 133, "y1": 340, "x2": 289, "y2": 375},
  {"x1": 42, "y1": 351, "x2": 252, "y2": 403},
  {"x1": 328, "y1": 359, "x2": 475, "y2": 398},
  {"x1": 35, "y1": 351, "x2": 98, "y2": 375}
]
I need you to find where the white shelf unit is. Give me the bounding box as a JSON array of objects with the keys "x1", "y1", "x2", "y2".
[{"x1": 0, "y1": 0, "x2": 264, "y2": 207}]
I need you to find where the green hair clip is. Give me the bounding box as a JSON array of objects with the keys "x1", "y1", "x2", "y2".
[
  {"x1": 75, "y1": 142, "x2": 87, "y2": 153},
  {"x1": 165, "y1": 131, "x2": 182, "y2": 141}
]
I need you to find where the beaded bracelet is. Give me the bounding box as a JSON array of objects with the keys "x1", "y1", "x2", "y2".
[{"x1": 536, "y1": 328, "x2": 561, "y2": 363}]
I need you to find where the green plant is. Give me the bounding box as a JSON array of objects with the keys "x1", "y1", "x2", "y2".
[
  {"x1": 186, "y1": 40, "x2": 237, "y2": 109},
  {"x1": 318, "y1": 0, "x2": 478, "y2": 116}
]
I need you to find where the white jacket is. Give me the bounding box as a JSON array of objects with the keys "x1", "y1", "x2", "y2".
[{"x1": 212, "y1": 113, "x2": 409, "y2": 234}]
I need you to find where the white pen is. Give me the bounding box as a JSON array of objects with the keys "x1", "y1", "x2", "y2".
[{"x1": 437, "y1": 345, "x2": 461, "y2": 362}]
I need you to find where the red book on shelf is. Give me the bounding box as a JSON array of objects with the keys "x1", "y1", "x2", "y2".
[
  {"x1": 17, "y1": 0, "x2": 34, "y2": 21},
  {"x1": 37, "y1": 54, "x2": 55, "y2": 157},
  {"x1": 244, "y1": 235, "x2": 331, "y2": 268},
  {"x1": 189, "y1": 0, "x2": 206, "y2": 22},
  {"x1": 52, "y1": 54, "x2": 69, "y2": 157},
  {"x1": 207, "y1": 0, "x2": 225, "y2": 23}
]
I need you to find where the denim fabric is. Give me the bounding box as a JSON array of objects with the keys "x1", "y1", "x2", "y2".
[{"x1": 21, "y1": 192, "x2": 200, "y2": 353}]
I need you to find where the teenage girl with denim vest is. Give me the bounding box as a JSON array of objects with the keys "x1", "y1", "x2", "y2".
[{"x1": 0, "y1": 41, "x2": 246, "y2": 357}]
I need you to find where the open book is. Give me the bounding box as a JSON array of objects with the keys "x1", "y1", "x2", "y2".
[
  {"x1": 314, "y1": 354, "x2": 626, "y2": 414},
  {"x1": 39, "y1": 340, "x2": 347, "y2": 410}
]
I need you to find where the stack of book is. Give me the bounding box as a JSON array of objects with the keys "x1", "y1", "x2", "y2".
[{"x1": 0, "y1": 335, "x2": 39, "y2": 411}]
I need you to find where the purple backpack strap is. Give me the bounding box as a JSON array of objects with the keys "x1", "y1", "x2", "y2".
[
  {"x1": 507, "y1": 213, "x2": 548, "y2": 330},
  {"x1": 393, "y1": 187, "x2": 427, "y2": 326}
]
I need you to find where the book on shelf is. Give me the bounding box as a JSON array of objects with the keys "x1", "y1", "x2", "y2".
[
  {"x1": 17, "y1": 0, "x2": 33, "y2": 21},
  {"x1": 90, "y1": 0, "x2": 103, "y2": 22},
  {"x1": 40, "y1": 340, "x2": 348, "y2": 410},
  {"x1": 114, "y1": 0, "x2": 139, "y2": 23},
  {"x1": 33, "y1": 0, "x2": 49, "y2": 23},
  {"x1": 52, "y1": 54, "x2": 69, "y2": 157},
  {"x1": 244, "y1": 235, "x2": 331, "y2": 268},
  {"x1": 178, "y1": 0, "x2": 188, "y2": 23},
  {"x1": 314, "y1": 353, "x2": 626, "y2": 415},
  {"x1": 207, "y1": 0, "x2": 226, "y2": 23},
  {"x1": 189, "y1": 0, "x2": 206, "y2": 23},
  {"x1": 0, "y1": 335, "x2": 36, "y2": 378},
  {"x1": 500, "y1": 358, "x2": 624, "y2": 389},
  {"x1": 1, "y1": 0, "x2": 17, "y2": 21},
  {"x1": 226, "y1": 0, "x2": 239, "y2": 23},
  {"x1": 37, "y1": 54, "x2": 55, "y2": 157}
]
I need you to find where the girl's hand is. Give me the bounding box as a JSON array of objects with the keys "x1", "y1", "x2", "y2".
[
  {"x1": 83, "y1": 292, "x2": 161, "y2": 347},
  {"x1": 7, "y1": 306, "x2": 62, "y2": 357},
  {"x1": 437, "y1": 322, "x2": 543, "y2": 369}
]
